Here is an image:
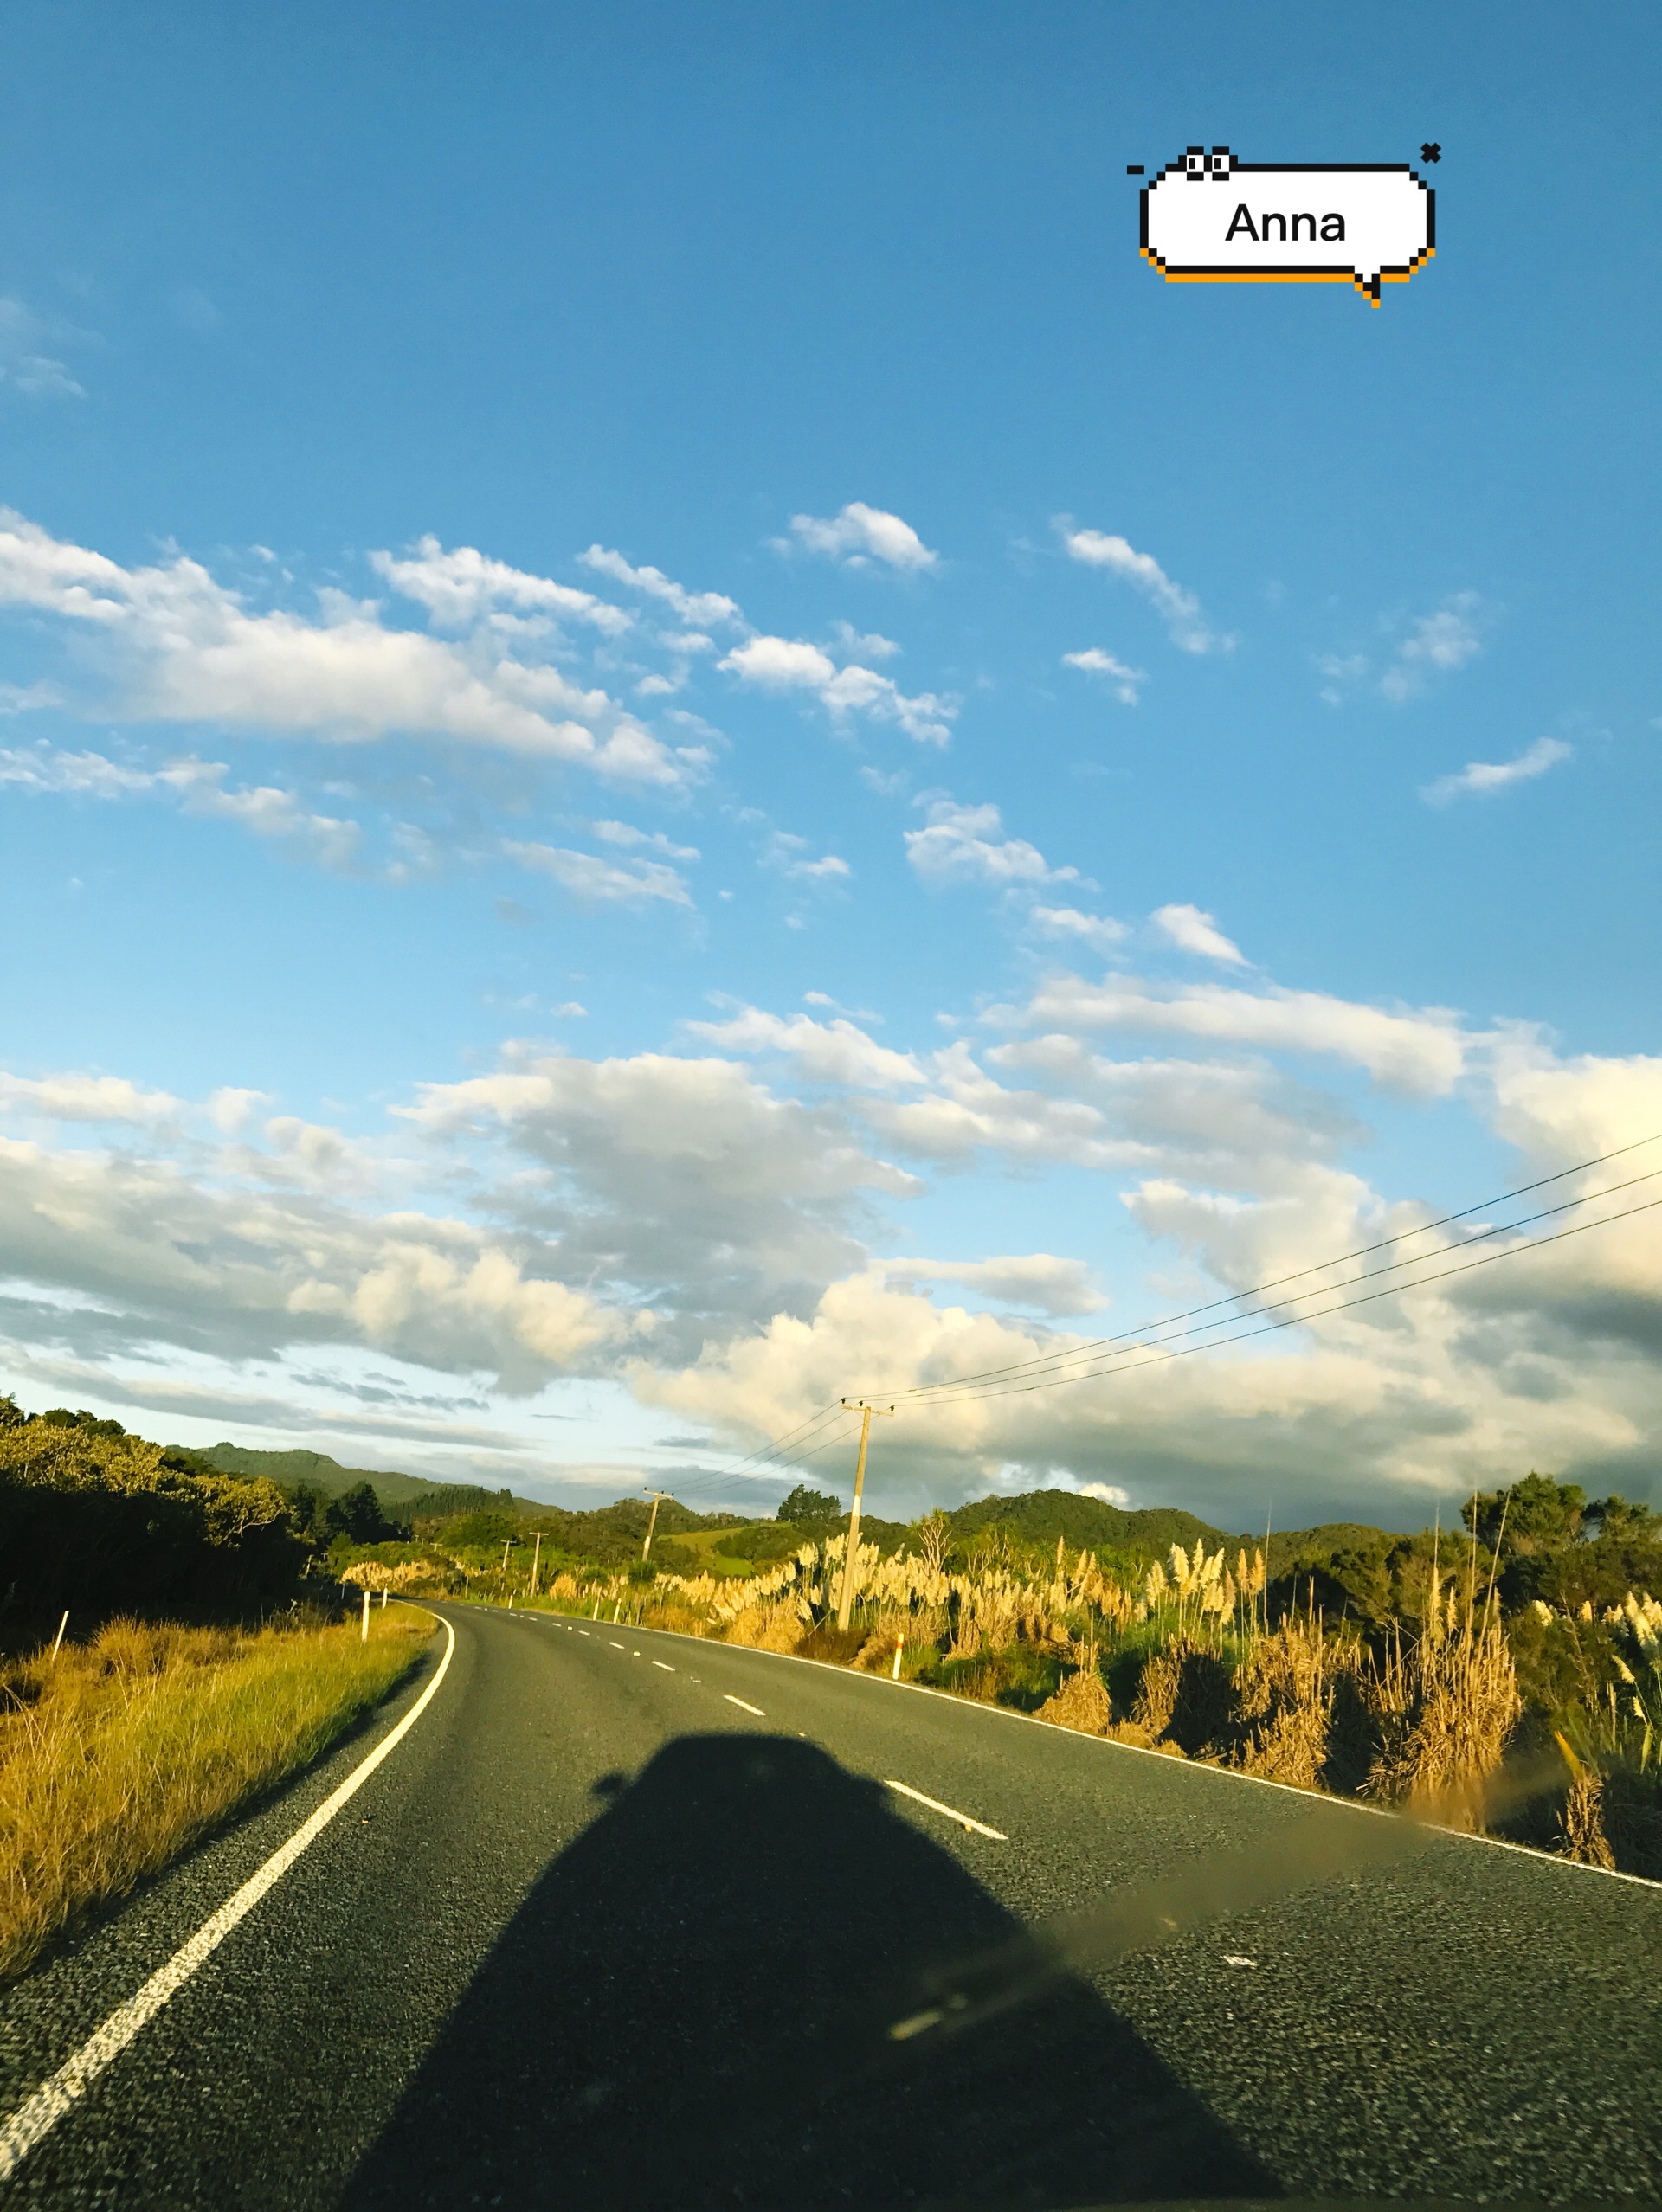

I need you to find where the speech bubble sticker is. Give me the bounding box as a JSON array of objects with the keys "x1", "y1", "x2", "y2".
[{"x1": 1139, "y1": 147, "x2": 1435, "y2": 305}]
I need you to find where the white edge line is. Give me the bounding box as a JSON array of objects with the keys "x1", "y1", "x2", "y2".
[
  {"x1": 885, "y1": 1778, "x2": 1006, "y2": 1841},
  {"x1": 723, "y1": 1694, "x2": 765, "y2": 1716},
  {"x1": 512, "y1": 1604, "x2": 1662, "y2": 1893},
  {"x1": 0, "y1": 1612, "x2": 457, "y2": 2185}
]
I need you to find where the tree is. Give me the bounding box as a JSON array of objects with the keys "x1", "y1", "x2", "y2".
[
  {"x1": 776, "y1": 1484, "x2": 843, "y2": 1529},
  {"x1": 1465, "y1": 1473, "x2": 1585, "y2": 1555},
  {"x1": 325, "y1": 1482, "x2": 404, "y2": 1546}
]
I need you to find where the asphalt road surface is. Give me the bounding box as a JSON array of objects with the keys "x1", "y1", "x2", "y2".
[{"x1": 1, "y1": 1601, "x2": 1658, "y2": 2210}]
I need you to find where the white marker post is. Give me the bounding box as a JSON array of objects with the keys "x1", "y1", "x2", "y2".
[
  {"x1": 360, "y1": 1589, "x2": 370, "y2": 1642},
  {"x1": 1139, "y1": 146, "x2": 1434, "y2": 305}
]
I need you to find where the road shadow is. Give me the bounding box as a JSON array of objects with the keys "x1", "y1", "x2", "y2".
[{"x1": 344, "y1": 1733, "x2": 1278, "y2": 2209}]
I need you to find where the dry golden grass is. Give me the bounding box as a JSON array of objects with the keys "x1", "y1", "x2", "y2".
[
  {"x1": 0, "y1": 1606, "x2": 430, "y2": 1984},
  {"x1": 1228, "y1": 1623, "x2": 1344, "y2": 1789},
  {"x1": 1362, "y1": 1582, "x2": 1520, "y2": 1828},
  {"x1": 1035, "y1": 1662, "x2": 1112, "y2": 1736}
]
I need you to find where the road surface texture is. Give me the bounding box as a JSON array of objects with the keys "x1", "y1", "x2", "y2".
[{"x1": 0, "y1": 1600, "x2": 1657, "y2": 2209}]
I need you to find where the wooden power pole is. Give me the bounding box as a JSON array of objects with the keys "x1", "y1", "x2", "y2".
[
  {"x1": 835, "y1": 1399, "x2": 894, "y2": 1631},
  {"x1": 641, "y1": 1489, "x2": 674, "y2": 1560}
]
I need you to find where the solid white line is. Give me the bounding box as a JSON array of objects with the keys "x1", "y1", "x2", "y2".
[
  {"x1": 0, "y1": 1614, "x2": 456, "y2": 2185},
  {"x1": 885, "y1": 1778, "x2": 1007, "y2": 1840},
  {"x1": 651, "y1": 1661, "x2": 674, "y2": 1671},
  {"x1": 723, "y1": 1694, "x2": 765, "y2": 1716}
]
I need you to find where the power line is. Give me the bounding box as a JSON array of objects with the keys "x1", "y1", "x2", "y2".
[
  {"x1": 876, "y1": 1130, "x2": 1662, "y2": 1404},
  {"x1": 879, "y1": 1160, "x2": 1662, "y2": 1404},
  {"x1": 899, "y1": 1188, "x2": 1662, "y2": 1411}
]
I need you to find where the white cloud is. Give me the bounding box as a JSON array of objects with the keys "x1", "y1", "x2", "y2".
[
  {"x1": 719, "y1": 633, "x2": 956, "y2": 747},
  {"x1": 759, "y1": 830, "x2": 851, "y2": 883},
  {"x1": 0, "y1": 742, "x2": 362, "y2": 870},
  {"x1": 783, "y1": 503, "x2": 939, "y2": 572},
  {"x1": 370, "y1": 536, "x2": 632, "y2": 633},
  {"x1": 999, "y1": 972, "x2": 1468, "y2": 1096},
  {"x1": 577, "y1": 545, "x2": 742, "y2": 630},
  {"x1": 1152, "y1": 903, "x2": 1246, "y2": 965},
  {"x1": 0, "y1": 298, "x2": 85, "y2": 400},
  {"x1": 0, "y1": 1073, "x2": 181, "y2": 1123},
  {"x1": 1057, "y1": 524, "x2": 1227, "y2": 655},
  {"x1": 208, "y1": 1088, "x2": 268, "y2": 1135},
  {"x1": 502, "y1": 840, "x2": 692, "y2": 907},
  {"x1": 1026, "y1": 905, "x2": 1128, "y2": 956},
  {"x1": 828, "y1": 621, "x2": 900, "y2": 662},
  {"x1": 0, "y1": 510, "x2": 699, "y2": 788},
  {"x1": 685, "y1": 1006, "x2": 921, "y2": 1090},
  {"x1": 1382, "y1": 594, "x2": 1483, "y2": 703},
  {"x1": 882, "y1": 1252, "x2": 1105, "y2": 1316},
  {"x1": 905, "y1": 799, "x2": 1079, "y2": 890},
  {"x1": 1062, "y1": 647, "x2": 1146, "y2": 704},
  {"x1": 1420, "y1": 736, "x2": 1571, "y2": 807},
  {"x1": 590, "y1": 818, "x2": 701, "y2": 861}
]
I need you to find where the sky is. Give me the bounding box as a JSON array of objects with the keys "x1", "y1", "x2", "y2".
[{"x1": 1, "y1": 0, "x2": 1659, "y2": 1531}]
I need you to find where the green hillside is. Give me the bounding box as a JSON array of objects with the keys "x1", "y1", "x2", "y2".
[
  {"x1": 186, "y1": 1443, "x2": 544, "y2": 1519},
  {"x1": 948, "y1": 1487, "x2": 1233, "y2": 1560}
]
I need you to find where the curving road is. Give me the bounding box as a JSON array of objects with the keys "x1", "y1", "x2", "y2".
[{"x1": 1, "y1": 1601, "x2": 1658, "y2": 2209}]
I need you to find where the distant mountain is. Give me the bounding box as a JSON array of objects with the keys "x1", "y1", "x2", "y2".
[{"x1": 186, "y1": 1443, "x2": 544, "y2": 1519}]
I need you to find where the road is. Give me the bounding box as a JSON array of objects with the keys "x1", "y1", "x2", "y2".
[{"x1": 0, "y1": 1601, "x2": 1658, "y2": 2209}]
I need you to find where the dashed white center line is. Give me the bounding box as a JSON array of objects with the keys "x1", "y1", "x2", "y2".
[
  {"x1": 609, "y1": 1642, "x2": 627, "y2": 1649},
  {"x1": 724, "y1": 1694, "x2": 766, "y2": 1717},
  {"x1": 651, "y1": 1661, "x2": 674, "y2": 1671},
  {"x1": 884, "y1": 1779, "x2": 1007, "y2": 1841}
]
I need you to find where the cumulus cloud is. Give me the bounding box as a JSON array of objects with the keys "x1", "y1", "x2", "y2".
[
  {"x1": 684, "y1": 1007, "x2": 921, "y2": 1090},
  {"x1": 1026, "y1": 905, "x2": 1128, "y2": 956},
  {"x1": 0, "y1": 743, "x2": 362, "y2": 871},
  {"x1": 371, "y1": 536, "x2": 632, "y2": 633},
  {"x1": 783, "y1": 502, "x2": 939, "y2": 572},
  {"x1": 577, "y1": 545, "x2": 742, "y2": 630},
  {"x1": 503, "y1": 840, "x2": 692, "y2": 907},
  {"x1": 905, "y1": 799, "x2": 1079, "y2": 889},
  {"x1": 0, "y1": 1073, "x2": 181, "y2": 1124},
  {"x1": 1420, "y1": 736, "x2": 1571, "y2": 807},
  {"x1": 397, "y1": 1045, "x2": 918, "y2": 1341},
  {"x1": 882, "y1": 1252, "x2": 1105, "y2": 1316},
  {"x1": 0, "y1": 509, "x2": 700, "y2": 788},
  {"x1": 1152, "y1": 903, "x2": 1246, "y2": 965},
  {"x1": 996, "y1": 972, "x2": 1468, "y2": 1096},
  {"x1": 1381, "y1": 594, "x2": 1483, "y2": 704},
  {"x1": 589, "y1": 819, "x2": 700, "y2": 861},
  {"x1": 758, "y1": 831, "x2": 851, "y2": 883},
  {"x1": 1057, "y1": 524, "x2": 1228, "y2": 655},
  {"x1": 0, "y1": 1130, "x2": 626, "y2": 1389},
  {"x1": 719, "y1": 634, "x2": 956, "y2": 747},
  {"x1": 1062, "y1": 647, "x2": 1145, "y2": 704}
]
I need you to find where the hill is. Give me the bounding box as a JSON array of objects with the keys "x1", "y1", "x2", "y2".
[
  {"x1": 185, "y1": 1443, "x2": 546, "y2": 1520},
  {"x1": 947, "y1": 1488, "x2": 1234, "y2": 1560}
]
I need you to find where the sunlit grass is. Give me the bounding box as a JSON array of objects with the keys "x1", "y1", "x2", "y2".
[{"x1": 0, "y1": 1605, "x2": 430, "y2": 1982}]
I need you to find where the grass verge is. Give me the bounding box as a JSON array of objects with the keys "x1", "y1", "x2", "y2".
[{"x1": 0, "y1": 1604, "x2": 431, "y2": 1983}]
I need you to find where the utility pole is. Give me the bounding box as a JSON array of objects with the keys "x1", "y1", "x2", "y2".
[
  {"x1": 835, "y1": 1399, "x2": 894, "y2": 1631},
  {"x1": 641, "y1": 1489, "x2": 673, "y2": 1560},
  {"x1": 530, "y1": 1530, "x2": 543, "y2": 1597}
]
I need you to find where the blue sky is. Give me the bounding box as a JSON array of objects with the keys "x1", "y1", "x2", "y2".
[{"x1": 2, "y1": 1, "x2": 1659, "y2": 1527}]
